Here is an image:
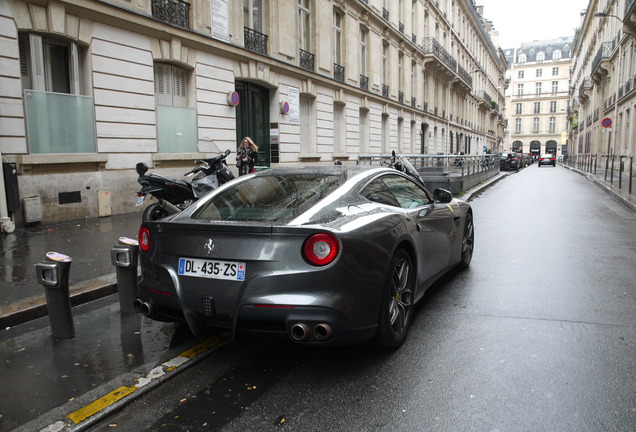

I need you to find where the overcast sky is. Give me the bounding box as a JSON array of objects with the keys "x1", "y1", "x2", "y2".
[{"x1": 476, "y1": 0, "x2": 591, "y2": 48}]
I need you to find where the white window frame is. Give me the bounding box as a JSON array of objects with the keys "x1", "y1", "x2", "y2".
[
  {"x1": 243, "y1": 0, "x2": 264, "y2": 32},
  {"x1": 154, "y1": 63, "x2": 188, "y2": 107},
  {"x1": 333, "y1": 9, "x2": 343, "y2": 65},
  {"x1": 20, "y1": 33, "x2": 81, "y2": 94}
]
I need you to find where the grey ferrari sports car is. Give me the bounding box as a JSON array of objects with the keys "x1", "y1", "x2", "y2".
[{"x1": 136, "y1": 158, "x2": 474, "y2": 348}]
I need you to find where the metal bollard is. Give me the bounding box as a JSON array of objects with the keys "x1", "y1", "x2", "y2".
[
  {"x1": 35, "y1": 252, "x2": 75, "y2": 339},
  {"x1": 110, "y1": 236, "x2": 139, "y2": 314}
]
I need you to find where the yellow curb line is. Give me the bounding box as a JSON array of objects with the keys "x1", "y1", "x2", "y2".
[{"x1": 65, "y1": 335, "x2": 228, "y2": 425}]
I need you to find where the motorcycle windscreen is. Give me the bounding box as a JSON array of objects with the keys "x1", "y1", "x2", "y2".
[{"x1": 192, "y1": 174, "x2": 220, "y2": 198}]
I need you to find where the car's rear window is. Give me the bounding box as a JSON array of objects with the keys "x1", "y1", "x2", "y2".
[{"x1": 191, "y1": 173, "x2": 343, "y2": 222}]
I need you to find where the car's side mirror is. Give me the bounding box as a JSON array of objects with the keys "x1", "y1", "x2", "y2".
[
  {"x1": 136, "y1": 162, "x2": 148, "y2": 176},
  {"x1": 433, "y1": 188, "x2": 452, "y2": 204}
]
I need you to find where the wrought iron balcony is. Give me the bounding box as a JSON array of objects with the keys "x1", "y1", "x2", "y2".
[
  {"x1": 382, "y1": 8, "x2": 389, "y2": 20},
  {"x1": 300, "y1": 49, "x2": 314, "y2": 72},
  {"x1": 399, "y1": 22, "x2": 404, "y2": 33},
  {"x1": 457, "y1": 65, "x2": 473, "y2": 88},
  {"x1": 244, "y1": 27, "x2": 268, "y2": 55},
  {"x1": 591, "y1": 41, "x2": 613, "y2": 78},
  {"x1": 421, "y1": 37, "x2": 457, "y2": 76},
  {"x1": 382, "y1": 84, "x2": 389, "y2": 98},
  {"x1": 398, "y1": 91, "x2": 404, "y2": 103},
  {"x1": 360, "y1": 74, "x2": 369, "y2": 91},
  {"x1": 578, "y1": 77, "x2": 592, "y2": 100},
  {"x1": 411, "y1": 97, "x2": 416, "y2": 108},
  {"x1": 412, "y1": 34, "x2": 417, "y2": 44},
  {"x1": 334, "y1": 64, "x2": 345, "y2": 82},
  {"x1": 151, "y1": 0, "x2": 190, "y2": 28}
]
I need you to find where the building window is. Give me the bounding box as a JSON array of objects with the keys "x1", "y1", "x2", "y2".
[
  {"x1": 551, "y1": 81, "x2": 558, "y2": 94},
  {"x1": 518, "y1": 53, "x2": 527, "y2": 63},
  {"x1": 536, "y1": 52, "x2": 545, "y2": 62},
  {"x1": 19, "y1": 34, "x2": 82, "y2": 94},
  {"x1": 534, "y1": 102, "x2": 540, "y2": 114},
  {"x1": 382, "y1": 40, "x2": 389, "y2": 86},
  {"x1": 516, "y1": 103, "x2": 522, "y2": 115},
  {"x1": 243, "y1": 0, "x2": 263, "y2": 32},
  {"x1": 549, "y1": 116, "x2": 556, "y2": 133},
  {"x1": 517, "y1": 83, "x2": 524, "y2": 96},
  {"x1": 360, "y1": 27, "x2": 367, "y2": 77},
  {"x1": 19, "y1": 33, "x2": 95, "y2": 154},
  {"x1": 334, "y1": 103, "x2": 344, "y2": 153},
  {"x1": 300, "y1": 94, "x2": 313, "y2": 153},
  {"x1": 515, "y1": 118, "x2": 522, "y2": 133},
  {"x1": 536, "y1": 68, "x2": 542, "y2": 77},
  {"x1": 518, "y1": 70, "x2": 524, "y2": 79},
  {"x1": 154, "y1": 63, "x2": 187, "y2": 107},
  {"x1": 533, "y1": 117, "x2": 540, "y2": 133},
  {"x1": 298, "y1": 0, "x2": 311, "y2": 52},
  {"x1": 535, "y1": 82, "x2": 542, "y2": 96},
  {"x1": 552, "y1": 67, "x2": 559, "y2": 76},
  {"x1": 333, "y1": 9, "x2": 342, "y2": 66},
  {"x1": 398, "y1": 52, "x2": 404, "y2": 95},
  {"x1": 359, "y1": 108, "x2": 368, "y2": 153},
  {"x1": 550, "y1": 101, "x2": 557, "y2": 113},
  {"x1": 552, "y1": 50, "x2": 562, "y2": 60}
]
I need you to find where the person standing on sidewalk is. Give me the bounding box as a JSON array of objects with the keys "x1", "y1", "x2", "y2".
[{"x1": 236, "y1": 137, "x2": 259, "y2": 176}]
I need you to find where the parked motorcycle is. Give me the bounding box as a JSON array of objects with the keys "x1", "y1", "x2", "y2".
[{"x1": 135, "y1": 149, "x2": 234, "y2": 221}]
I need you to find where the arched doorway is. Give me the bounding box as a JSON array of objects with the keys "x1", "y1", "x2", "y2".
[
  {"x1": 512, "y1": 140, "x2": 523, "y2": 153},
  {"x1": 530, "y1": 140, "x2": 541, "y2": 156},
  {"x1": 235, "y1": 81, "x2": 271, "y2": 166},
  {"x1": 546, "y1": 140, "x2": 557, "y2": 155}
]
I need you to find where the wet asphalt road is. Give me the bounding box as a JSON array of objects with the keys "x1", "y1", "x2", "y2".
[{"x1": 88, "y1": 165, "x2": 636, "y2": 432}]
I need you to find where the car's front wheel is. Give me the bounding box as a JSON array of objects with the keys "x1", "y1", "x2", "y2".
[
  {"x1": 377, "y1": 249, "x2": 414, "y2": 349},
  {"x1": 458, "y1": 212, "x2": 474, "y2": 269}
]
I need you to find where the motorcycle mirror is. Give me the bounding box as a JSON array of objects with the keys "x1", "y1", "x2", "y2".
[
  {"x1": 136, "y1": 162, "x2": 148, "y2": 175},
  {"x1": 224, "y1": 149, "x2": 231, "y2": 156}
]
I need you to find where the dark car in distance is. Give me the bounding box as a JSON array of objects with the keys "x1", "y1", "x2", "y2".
[
  {"x1": 135, "y1": 161, "x2": 474, "y2": 349},
  {"x1": 499, "y1": 152, "x2": 522, "y2": 171},
  {"x1": 538, "y1": 154, "x2": 556, "y2": 167}
]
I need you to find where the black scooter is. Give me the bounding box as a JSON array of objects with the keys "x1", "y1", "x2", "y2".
[{"x1": 135, "y1": 150, "x2": 234, "y2": 221}]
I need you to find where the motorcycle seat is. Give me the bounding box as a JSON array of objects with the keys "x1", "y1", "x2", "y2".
[{"x1": 148, "y1": 173, "x2": 191, "y2": 189}]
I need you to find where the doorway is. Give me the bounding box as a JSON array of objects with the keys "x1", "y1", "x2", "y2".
[{"x1": 235, "y1": 81, "x2": 271, "y2": 166}]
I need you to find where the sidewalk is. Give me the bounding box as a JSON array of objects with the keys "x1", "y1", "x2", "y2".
[{"x1": 0, "y1": 168, "x2": 632, "y2": 432}]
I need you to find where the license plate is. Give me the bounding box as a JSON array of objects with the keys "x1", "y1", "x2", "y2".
[
  {"x1": 136, "y1": 195, "x2": 145, "y2": 207},
  {"x1": 178, "y1": 258, "x2": 246, "y2": 281}
]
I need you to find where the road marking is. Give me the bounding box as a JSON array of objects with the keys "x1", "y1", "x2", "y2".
[{"x1": 42, "y1": 334, "x2": 229, "y2": 428}]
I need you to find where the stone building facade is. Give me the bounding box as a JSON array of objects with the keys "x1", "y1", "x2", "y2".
[
  {"x1": 503, "y1": 38, "x2": 574, "y2": 157},
  {"x1": 0, "y1": 0, "x2": 507, "y2": 227},
  {"x1": 569, "y1": 0, "x2": 636, "y2": 166}
]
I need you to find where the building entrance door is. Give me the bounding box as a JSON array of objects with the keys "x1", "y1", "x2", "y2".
[{"x1": 235, "y1": 82, "x2": 271, "y2": 166}]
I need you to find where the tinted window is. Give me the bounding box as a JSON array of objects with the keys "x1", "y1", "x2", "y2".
[
  {"x1": 362, "y1": 174, "x2": 431, "y2": 209},
  {"x1": 192, "y1": 173, "x2": 343, "y2": 222}
]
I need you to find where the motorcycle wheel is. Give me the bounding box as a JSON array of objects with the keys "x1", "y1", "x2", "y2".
[{"x1": 142, "y1": 203, "x2": 169, "y2": 221}]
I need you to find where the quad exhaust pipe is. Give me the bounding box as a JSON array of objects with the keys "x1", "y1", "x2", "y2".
[
  {"x1": 133, "y1": 298, "x2": 152, "y2": 317},
  {"x1": 290, "y1": 322, "x2": 333, "y2": 342}
]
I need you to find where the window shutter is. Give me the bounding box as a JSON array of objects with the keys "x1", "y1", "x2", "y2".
[
  {"x1": 29, "y1": 34, "x2": 46, "y2": 91},
  {"x1": 69, "y1": 42, "x2": 80, "y2": 94},
  {"x1": 154, "y1": 63, "x2": 172, "y2": 106},
  {"x1": 172, "y1": 67, "x2": 187, "y2": 107}
]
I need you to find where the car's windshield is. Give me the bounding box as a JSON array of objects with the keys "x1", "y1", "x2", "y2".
[{"x1": 191, "y1": 173, "x2": 344, "y2": 222}]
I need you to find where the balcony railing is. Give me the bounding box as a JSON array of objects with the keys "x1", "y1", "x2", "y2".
[
  {"x1": 398, "y1": 91, "x2": 404, "y2": 103},
  {"x1": 382, "y1": 84, "x2": 389, "y2": 98},
  {"x1": 360, "y1": 74, "x2": 369, "y2": 91},
  {"x1": 421, "y1": 37, "x2": 457, "y2": 74},
  {"x1": 244, "y1": 27, "x2": 268, "y2": 55},
  {"x1": 579, "y1": 77, "x2": 592, "y2": 98},
  {"x1": 457, "y1": 64, "x2": 473, "y2": 87},
  {"x1": 591, "y1": 41, "x2": 613, "y2": 76},
  {"x1": 399, "y1": 22, "x2": 404, "y2": 33},
  {"x1": 334, "y1": 63, "x2": 345, "y2": 82},
  {"x1": 411, "y1": 97, "x2": 416, "y2": 108},
  {"x1": 300, "y1": 49, "x2": 314, "y2": 72},
  {"x1": 151, "y1": 0, "x2": 190, "y2": 28},
  {"x1": 382, "y1": 8, "x2": 389, "y2": 20}
]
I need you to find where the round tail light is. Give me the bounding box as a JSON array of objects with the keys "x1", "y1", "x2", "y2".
[
  {"x1": 139, "y1": 226, "x2": 151, "y2": 252},
  {"x1": 302, "y1": 233, "x2": 340, "y2": 266}
]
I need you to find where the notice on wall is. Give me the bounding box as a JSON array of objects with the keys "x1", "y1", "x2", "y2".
[
  {"x1": 211, "y1": 0, "x2": 229, "y2": 42},
  {"x1": 288, "y1": 86, "x2": 300, "y2": 125}
]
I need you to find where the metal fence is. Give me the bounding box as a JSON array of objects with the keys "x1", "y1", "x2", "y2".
[
  {"x1": 564, "y1": 154, "x2": 634, "y2": 195},
  {"x1": 357, "y1": 154, "x2": 501, "y2": 194}
]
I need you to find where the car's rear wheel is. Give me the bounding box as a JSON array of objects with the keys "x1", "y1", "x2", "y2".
[
  {"x1": 458, "y1": 212, "x2": 474, "y2": 269},
  {"x1": 142, "y1": 203, "x2": 168, "y2": 221},
  {"x1": 377, "y1": 249, "x2": 414, "y2": 349}
]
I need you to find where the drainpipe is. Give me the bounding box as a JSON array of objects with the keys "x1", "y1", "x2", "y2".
[{"x1": 0, "y1": 149, "x2": 16, "y2": 233}]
